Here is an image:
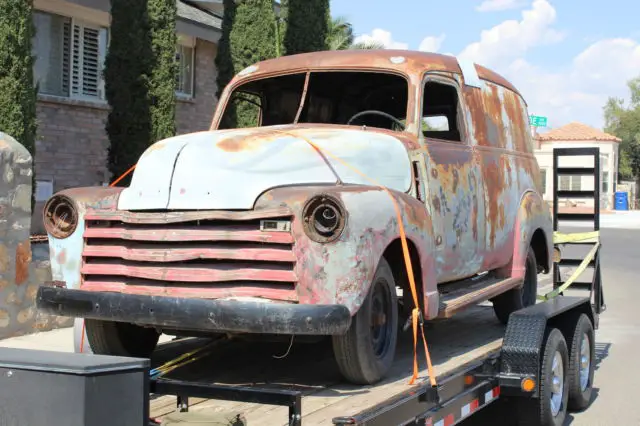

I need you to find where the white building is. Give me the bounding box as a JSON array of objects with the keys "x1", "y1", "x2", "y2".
[{"x1": 534, "y1": 122, "x2": 621, "y2": 211}]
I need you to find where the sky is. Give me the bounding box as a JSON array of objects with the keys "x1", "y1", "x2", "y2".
[{"x1": 330, "y1": 0, "x2": 640, "y2": 132}]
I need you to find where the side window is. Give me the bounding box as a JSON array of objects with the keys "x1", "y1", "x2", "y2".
[{"x1": 421, "y1": 81, "x2": 463, "y2": 142}]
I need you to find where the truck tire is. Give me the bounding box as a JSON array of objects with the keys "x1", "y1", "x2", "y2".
[
  {"x1": 567, "y1": 314, "x2": 595, "y2": 412},
  {"x1": 492, "y1": 246, "x2": 537, "y2": 324},
  {"x1": 85, "y1": 319, "x2": 160, "y2": 358},
  {"x1": 332, "y1": 257, "x2": 398, "y2": 385},
  {"x1": 516, "y1": 328, "x2": 569, "y2": 426}
]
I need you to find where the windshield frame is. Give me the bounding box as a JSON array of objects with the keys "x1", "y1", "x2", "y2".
[{"x1": 210, "y1": 68, "x2": 417, "y2": 134}]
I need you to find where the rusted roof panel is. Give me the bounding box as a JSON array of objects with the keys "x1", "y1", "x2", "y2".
[{"x1": 233, "y1": 50, "x2": 521, "y2": 96}]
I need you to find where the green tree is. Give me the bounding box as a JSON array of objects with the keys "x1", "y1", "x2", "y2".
[
  {"x1": 105, "y1": 0, "x2": 153, "y2": 185},
  {"x1": 603, "y1": 77, "x2": 640, "y2": 184},
  {"x1": 281, "y1": 0, "x2": 329, "y2": 55},
  {"x1": 148, "y1": 0, "x2": 178, "y2": 142},
  {"x1": 326, "y1": 16, "x2": 385, "y2": 50},
  {"x1": 215, "y1": 0, "x2": 278, "y2": 128},
  {"x1": 0, "y1": 0, "x2": 37, "y2": 209}
]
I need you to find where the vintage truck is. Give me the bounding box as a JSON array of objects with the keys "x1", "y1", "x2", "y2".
[{"x1": 37, "y1": 50, "x2": 552, "y2": 386}]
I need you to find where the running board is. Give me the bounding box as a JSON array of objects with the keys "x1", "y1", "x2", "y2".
[{"x1": 437, "y1": 276, "x2": 523, "y2": 319}]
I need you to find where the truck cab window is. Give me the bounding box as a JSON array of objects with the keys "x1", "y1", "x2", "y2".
[
  {"x1": 219, "y1": 71, "x2": 409, "y2": 131},
  {"x1": 422, "y1": 81, "x2": 463, "y2": 142}
]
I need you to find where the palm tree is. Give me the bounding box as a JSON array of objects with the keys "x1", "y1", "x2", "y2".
[{"x1": 327, "y1": 16, "x2": 385, "y2": 50}]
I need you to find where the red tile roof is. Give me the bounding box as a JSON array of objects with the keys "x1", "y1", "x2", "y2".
[{"x1": 536, "y1": 122, "x2": 621, "y2": 143}]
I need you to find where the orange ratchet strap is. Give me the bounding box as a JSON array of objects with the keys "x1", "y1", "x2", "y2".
[{"x1": 270, "y1": 129, "x2": 437, "y2": 387}]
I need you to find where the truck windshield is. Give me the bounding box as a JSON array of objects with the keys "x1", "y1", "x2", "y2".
[{"x1": 217, "y1": 71, "x2": 409, "y2": 132}]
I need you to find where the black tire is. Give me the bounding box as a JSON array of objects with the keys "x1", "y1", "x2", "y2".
[
  {"x1": 493, "y1": 246, "x2": 538, "y2": 324},
  {"x1": 516, "y1": 328, "x2": 569, "y2": 426},
  {"x1": 567, "y1": 314, "x2": 595, "y2": 412},
  {"x1": 85, "y1": 319, "x2": 160, "y2": 358},
  {"x1": 332, "y1": 257, "x2": 399, "y2": 385}
]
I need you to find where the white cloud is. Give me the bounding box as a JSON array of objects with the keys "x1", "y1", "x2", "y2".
[
  {"x1": 506, "y1": 38, "x2": 640, "y2": 129},
  {"x1": 419, "y1": 34, "x2": 446, "y2": 53},
  {"x1": 459, "y1": 0, "x2": 564, "y2": 69},
  {"x1": 476, "y1": 0, "x2": 525, "y2": 12},
  {"x1": 354, "y1": 29, "x2": 408, "y2": 50}
]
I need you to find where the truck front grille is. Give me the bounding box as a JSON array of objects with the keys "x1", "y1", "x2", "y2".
[{"x1": 80, "y1": 207, "x2": 298, "y2": 302}]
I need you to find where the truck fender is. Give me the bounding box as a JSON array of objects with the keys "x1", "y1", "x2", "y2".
[{"x1": 503, "y1": 190, "x2": 553, "y2": 279}]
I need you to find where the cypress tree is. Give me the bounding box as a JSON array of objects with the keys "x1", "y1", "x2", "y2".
[
  {"x1": 0, "y1": 0, "x2": 37, "y2": 201},
  {"x1": 215, "y1": 0, "x2": 277, "y2": 128},
  {"x1": 105, "y1": 0, "x2": 153, "y2": 186},
  {"x1": 148, "y1": 0, "x2": 178, "y2": 142},
  {"x1": 281, "y1": 0, "x2": 330, "y2": 55}
]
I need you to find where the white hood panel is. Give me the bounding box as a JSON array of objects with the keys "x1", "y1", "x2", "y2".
[{"x1": 118, "y1": 126, "x2": 412, "y2": 211}]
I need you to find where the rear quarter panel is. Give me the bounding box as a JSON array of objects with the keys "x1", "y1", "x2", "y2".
[{"x1": 462, "y1": 78, "x2": 550, "y2": 275}]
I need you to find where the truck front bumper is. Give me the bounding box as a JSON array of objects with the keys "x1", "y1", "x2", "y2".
[{"x1": 36, "y1": 286, "x2": 352, "y2": 335}]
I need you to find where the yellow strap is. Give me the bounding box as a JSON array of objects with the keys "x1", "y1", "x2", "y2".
[
  {"x1": 538, "y1": 240, "x2": 600, "y2": 301},
  {"x1": 553, "y1": 231, "x2": 600, "y2": 244}
]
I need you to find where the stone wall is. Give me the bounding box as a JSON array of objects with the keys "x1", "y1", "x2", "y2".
[{"x1": 0, "y1": 132, "x2": 72, "y2": 340}]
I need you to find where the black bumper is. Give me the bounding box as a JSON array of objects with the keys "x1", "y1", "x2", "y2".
[{"x1": 36, "y1": 286, "x2": 352, "y2": 335}]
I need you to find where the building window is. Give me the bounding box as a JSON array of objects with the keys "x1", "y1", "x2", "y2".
[
  {"x1": 176, "y1": 38, "x2": 195, "y2": 97},
  {"x1": 560, "y1": 175, "x2": 581, "y2": 191},
  {"x1": 33, "y1": 11, "x2": 108, "y2": 101},
  {"x1": 602, "y1": 171, "x2": 609, "y2": 194},
  {"x1": 540, "y1": 168, "x2": 547, "y2": 195}
]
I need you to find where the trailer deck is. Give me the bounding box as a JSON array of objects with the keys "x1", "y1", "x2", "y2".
[{"x1": 149, "y1": 303, "x2": 505, "y2": 425}]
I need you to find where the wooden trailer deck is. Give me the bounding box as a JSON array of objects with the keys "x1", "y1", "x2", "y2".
[{"x1": 149, "y1": 304, "x2": 505, "y2": 425}]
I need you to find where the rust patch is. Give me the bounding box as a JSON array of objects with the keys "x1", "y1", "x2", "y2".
[
  {"x1": 217, "y1": 129, "x2": 285, "y2": 152},
  {"x1": 56, "y1": 248, "x2": 67, "y2": 265},
  {"x1": 432, "y1": 195, "x2": 441, "y2": 213},
  {"x1": 463, "y1": 87, "x2": 488, "y2": 145},
  {"x1": 483, "y1": 84, "x2": 506, "y2": 148},
  {"x1": 15, "y1": 241, "x2": 31, "y2": 285}
]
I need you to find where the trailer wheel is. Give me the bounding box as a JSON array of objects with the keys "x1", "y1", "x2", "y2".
[
  {"x1": 332, "y1": 257, "x2": 398, "y2": 385},
  {"x1": 85, "y1": 319, "x2": 160, "y2": 358},
  {"x1": 567, "y1": 314, "x2": 595, "y2": 412},
  {"x1": 493, "y1": 247, "x2": 537, "y2": 324},
  {"x1": 517, "y1": 328, "x2": 569, "y2": 426}
]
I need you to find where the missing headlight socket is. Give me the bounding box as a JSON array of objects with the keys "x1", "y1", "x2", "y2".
[{"x1": 302, "y1": 194, "x2": 347, "y2": 243}]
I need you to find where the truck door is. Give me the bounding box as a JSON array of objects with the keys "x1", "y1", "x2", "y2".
[{"x1": 419, "y1": 75, "x2": 486, "y2": 283}]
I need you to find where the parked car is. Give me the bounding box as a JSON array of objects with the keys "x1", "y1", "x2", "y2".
[{"x1": 37, "y1": 50, "x2": 552, "y2": 385}]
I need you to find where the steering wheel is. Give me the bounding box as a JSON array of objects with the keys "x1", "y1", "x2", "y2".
[{"x1": 346, "y1": 110, "x2": 406, "y2": 130}]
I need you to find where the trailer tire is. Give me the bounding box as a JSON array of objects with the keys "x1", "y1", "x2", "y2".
[
  {"x1": 85, "y1": 319, "x2": 160, "y2": 358},
  {"x1": 332, "y1": 257, "x2": 398, "y2": 385},
  {"x1": 493, "y1": 247, "x2": 537, "y2": 324},
  {"x1": 567, "y1": 314, "x2": 595, "y2": 412},
  {"x1": 516, "y1": 327, "x2": 569, "y2": 426}
]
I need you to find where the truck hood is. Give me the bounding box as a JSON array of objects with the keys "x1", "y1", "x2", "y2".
[{"x1": 118, "y1": 125, "x2": 412, "y2": 211}]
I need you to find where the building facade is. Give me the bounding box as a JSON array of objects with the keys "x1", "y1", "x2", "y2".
[
  {"x1": 31, "y1": 0, "x2": 222, "y2": 232},
  {"x1": 534, "y1": 122, "x2": 621, "y2": 211}
]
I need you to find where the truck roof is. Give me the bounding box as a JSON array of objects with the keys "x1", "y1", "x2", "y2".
[{"x1": 234, "y1": 49, "x2": 521, "y2": 96}]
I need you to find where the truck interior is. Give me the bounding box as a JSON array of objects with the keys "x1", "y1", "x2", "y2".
[{"x1": 218, "y1": 71, "x2": 409, "y2": 131}]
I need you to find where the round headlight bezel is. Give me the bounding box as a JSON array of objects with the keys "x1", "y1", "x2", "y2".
[
  {"x1": 43, "y1": 194, "x2": 79, "y2": 239},
  {"x1": 302, "y1": 194, "x2": 347, "y2": 243}
]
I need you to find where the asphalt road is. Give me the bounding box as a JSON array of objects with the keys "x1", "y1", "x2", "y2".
[{"x1": 462, "y1": 226, "x2": 640, "y2": 426}]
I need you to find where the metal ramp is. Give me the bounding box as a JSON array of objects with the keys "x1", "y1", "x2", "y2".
[{"x1": 551, "y1": 147, "x2": 606, "y2": 324}]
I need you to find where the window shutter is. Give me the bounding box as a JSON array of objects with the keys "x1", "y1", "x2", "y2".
[
  {"x1": 62, "y1": 20, "x2": 72, "y2": 96},
  {"x1": 71, "y1": 23, "x2": 102, "y2": 98}
]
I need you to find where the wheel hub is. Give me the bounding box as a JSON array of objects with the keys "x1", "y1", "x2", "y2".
[
  {"x1": 550, "y1": 351, "x2": 564, "y2": 417},
  {"x1": 579, "y1": 333, "x2": 591, "y2": 391},
  {"x1": 370, "y1": 280, "x2": 392, "y2": 358}
]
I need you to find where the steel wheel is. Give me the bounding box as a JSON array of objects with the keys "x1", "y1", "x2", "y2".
[
  {"x1": 579, "y1": 334, "x2": 591, "y2": 392},
  {"x1": 370, "y1": 279, "x2": 393, "y2": 359},
  {"x1": 550, "y1": 351, "x2": 565, "y2": 416}
]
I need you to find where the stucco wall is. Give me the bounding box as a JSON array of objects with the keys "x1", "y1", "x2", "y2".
[{"x1": 0, "y1": 132, "x2": 72, "y2": 340}]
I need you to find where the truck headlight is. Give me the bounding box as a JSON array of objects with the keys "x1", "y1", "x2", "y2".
[
  {"x1": 43, "y1": 195, "x2": 79, "y2": 239},
  {"x1": 302, "y1": 194, "x2": 346, "y2": 243}
]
